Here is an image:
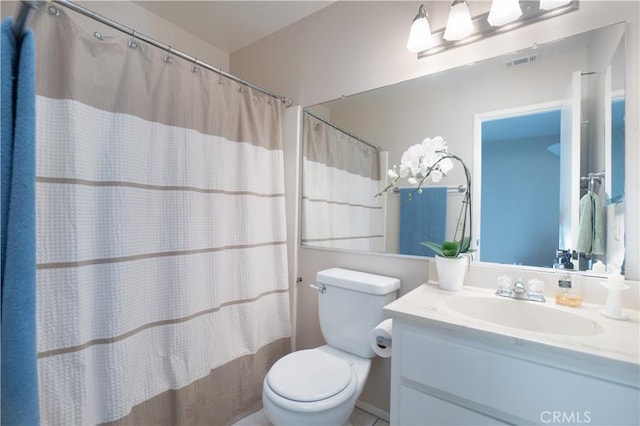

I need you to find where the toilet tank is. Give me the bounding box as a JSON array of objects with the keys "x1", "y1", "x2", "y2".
[{"x1": 316, "y1": 268, "x2": 400, "y2": 359}]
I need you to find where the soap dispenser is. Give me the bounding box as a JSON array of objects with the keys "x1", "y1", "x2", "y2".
[
  {"x1": 554, "y1": 269, "x2": 582, "y2": 307},
  {"x1": 600, "y1": 264, "x2": 629, "y2": 320}
]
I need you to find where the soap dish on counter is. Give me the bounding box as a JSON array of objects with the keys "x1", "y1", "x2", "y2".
[{"x1": 600, "y1": 309, "x2": 630, "y2": 321}]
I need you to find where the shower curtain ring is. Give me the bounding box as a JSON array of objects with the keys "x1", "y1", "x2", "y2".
[
  {"x1": 238, "y1": 80, "x2": 246, "y2": 93},
  {"x1": 215, "y1": 69, "x2": 225, "y2": 85},
  {"x1": 128, "y1": 30, "x2": 138, "y2": 49},
  {"x1": 192, "y1": 57, "x2": 199, "y2": 74},
  {"x1": 163, "y1": 47, "x2": 173, "y2": 64}
]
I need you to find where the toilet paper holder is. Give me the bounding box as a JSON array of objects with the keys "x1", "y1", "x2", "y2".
[{"x1": 376, "y1": 336, "x2": 391, "y2": 349}]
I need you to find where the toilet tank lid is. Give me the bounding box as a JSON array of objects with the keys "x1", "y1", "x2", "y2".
[{"x1": 316, "y1": 268, "x2": 400, "y2": 295}]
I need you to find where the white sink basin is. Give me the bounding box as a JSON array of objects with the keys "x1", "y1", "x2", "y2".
[{"x1": 445, "y1": 296, "x2": 602, "y2": 336}]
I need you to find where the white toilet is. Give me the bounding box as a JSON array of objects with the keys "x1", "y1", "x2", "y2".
[{"x1": 262, "y1": 268, "x2": 400, "y2": 426}]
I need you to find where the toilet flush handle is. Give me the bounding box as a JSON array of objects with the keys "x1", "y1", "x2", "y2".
[{"x1": 309, "y1": 283, "x2": 326, "y2": 294}]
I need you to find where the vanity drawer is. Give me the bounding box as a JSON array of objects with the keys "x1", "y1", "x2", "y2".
[
  {"x1": 398, "y1": 385, "x2": 508, "y2": 426},
  {"x1": 400, "y1": 329, "x2": 639, "y2": 425}
]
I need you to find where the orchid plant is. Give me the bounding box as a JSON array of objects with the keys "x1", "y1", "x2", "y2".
[{"x1": 376, "y1": 136, "x2": 474, "y2": 258}]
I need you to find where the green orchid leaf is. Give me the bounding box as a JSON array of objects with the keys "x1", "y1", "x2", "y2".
[
  {"x1": 419, "y1": 241, "x2": 444, "y2": 257},
  {"x1": 460, "y1": 236, "x2": 471, "y2": 253},
  {"x1": 420, "y1": 239, "x2": 475, "y2": 258},
  {"x1": 442, "y1": 240, "x2": 459, "y2": 257},
  {"x1": 442, "y1": 241, "x2": 459, "y2": 251}
]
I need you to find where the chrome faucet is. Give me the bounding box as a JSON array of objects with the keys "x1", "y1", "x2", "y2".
[{"x1": 496, "y1": 278, "x2": 546, "y2": 302}]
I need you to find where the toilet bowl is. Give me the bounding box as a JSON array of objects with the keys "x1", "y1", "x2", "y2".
[
  {"x1": 262, "y1": 345, "x2": 371, "y2": 426},
  {"x1": 262, "y1": 268, "x2": 400, "y2": 426}
]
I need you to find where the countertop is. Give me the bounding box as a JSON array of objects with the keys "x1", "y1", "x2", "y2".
[{"x1": 384, "y1": 283, "x2": 640, "y2": 367}]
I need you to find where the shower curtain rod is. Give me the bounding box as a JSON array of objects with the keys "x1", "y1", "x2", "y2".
[
  {"x1": 304, "y1": 109, "x2": 380, "y2": 151},
  {"x1": 11, "y1": 0, "x2": 44, "y2": 36},
  {"x1": 13, "y1": 0, "x2": 292, "y2": 106}
]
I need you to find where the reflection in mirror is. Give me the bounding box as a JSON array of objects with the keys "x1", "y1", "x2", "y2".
[
  {"x1": 604, "y1": 30, "x2": 626, "y2": 274},
  {"x1": 301, "y1": 23, "x2": 626, "y2": 275},
  {"x1": 301, "y1": 111, "x2": 385, "y2": 251},
  {"x1": 477, "y1": 108, "x2": 561, "y2": 268}
]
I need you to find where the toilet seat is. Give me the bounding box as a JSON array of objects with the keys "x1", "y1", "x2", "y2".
[
  {"x1": 267, "y1": 349, "x2": 353, "y2": 402},
  {"x1": 262, "y1": 346, "x2": 371, "y2": 425}
]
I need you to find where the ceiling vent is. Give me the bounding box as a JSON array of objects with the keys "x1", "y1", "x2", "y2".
[{"x1": 505, "y1": 54, "x2": 538, "y2": 68}]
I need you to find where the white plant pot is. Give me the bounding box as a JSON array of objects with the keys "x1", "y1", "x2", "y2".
[{"x1": 435, "y1": 255, "x2": 469, "y2": 291}]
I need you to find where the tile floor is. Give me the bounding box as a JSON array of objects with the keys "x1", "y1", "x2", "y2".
[{"x1": 233, "y1": 407, "x2": 389, "y2": 426}]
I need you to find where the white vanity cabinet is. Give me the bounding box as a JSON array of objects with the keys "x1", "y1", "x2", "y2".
[{"x1": 389, "y1": 319, "x2": 640, "y2": 426}]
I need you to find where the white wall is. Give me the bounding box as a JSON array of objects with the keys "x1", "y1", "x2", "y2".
[{"x1": 232, "y1": 0, "x2": 640, "y2": 416}]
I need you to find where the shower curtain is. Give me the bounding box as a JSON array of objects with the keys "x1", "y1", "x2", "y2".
[
  {"x1": 32, "y1": 10, "x2": 290, "y2": 426},
  {"x1": 301, "y1": 112, "x2": 384, "y2": 251}
]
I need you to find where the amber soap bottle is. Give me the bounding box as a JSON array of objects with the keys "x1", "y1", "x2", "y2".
[{"x1": 555, "y1": 271, "x2": 582, "y2": 307}]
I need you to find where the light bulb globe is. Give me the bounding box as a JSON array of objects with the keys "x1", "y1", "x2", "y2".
[{"x1": 443, "y1": 1, "x2": 474, "y2": 41}]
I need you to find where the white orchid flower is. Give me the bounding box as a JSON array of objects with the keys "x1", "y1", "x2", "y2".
[
  {"x1": 430, "y1": 169, "x2": 444, "y2": 182},
  {"x1": 418, "y1": 161, "x2": 429, "y2": 177},
  {"x1": 398, "y1": 163, "x2": 410, "y2": 178},
  {"x1": 378, "y1": 136, "x2": 461, "y2": 196},
  {"x1": 402, "y1": 144, "x2": 424, "y2": 175},
  {"x1": 438, "y1": 157, "x2": 454, "y2": 174},
  {"x1": 423, "y1": 136, "x2": 446, "y2": 152},
  {"x1": 421, "y1": 137, "x2": 433, "y2": 151},
  {"x1": 421, "y1": 151, "x2": 438, "y2": 171}
]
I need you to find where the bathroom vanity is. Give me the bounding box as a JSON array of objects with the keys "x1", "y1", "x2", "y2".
[{"x1": 384, "y1": 284, "x2": 639, "y2": 425}]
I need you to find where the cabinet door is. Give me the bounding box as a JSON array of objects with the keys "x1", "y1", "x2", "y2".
[
  {"x1": 398, "y1": 386, "x2": 508, "y2": 426},
  {"x1": 397, "y1": 326, "x2": 639, "y2": 425}
]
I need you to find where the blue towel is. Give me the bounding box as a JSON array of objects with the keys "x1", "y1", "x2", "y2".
[
  {"x1": 1, "y1": 17, "x2": 40, "y2": 426},
  {"x1": 1, "y1": 18, "x2": 16, "y2": 257},
  {"x1": 399, "y1": 187, "x2": 447, "y2": 256}
]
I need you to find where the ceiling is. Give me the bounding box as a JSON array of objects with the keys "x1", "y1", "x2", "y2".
[{"x1": 134, "y1": 1, "x2": 333, "y2": 53}]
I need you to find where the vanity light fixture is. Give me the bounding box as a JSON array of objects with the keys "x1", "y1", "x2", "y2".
[
  {"x1": 443, "y1": 0, "x2": 474, "y2": 41},
  {"x1": 487, "y1": 0, "x2": 523, "y2": 27},
  {"x1": 406, "y1": 4, "x2": 433, "y2": 52},
  {"x1": 415, "y1": 1, "x2": 579, "y2": 59},
  {"x1": 539, "y1": 0, "x2": 572, "y2": 10}
]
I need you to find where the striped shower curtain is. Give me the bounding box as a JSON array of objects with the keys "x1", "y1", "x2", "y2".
[
  {"x1": 301, "y1": 112, "x2": 385, "y2": 251},
  {"x1": 33, "y1": 10, "x2": 290, "y2": 426}
]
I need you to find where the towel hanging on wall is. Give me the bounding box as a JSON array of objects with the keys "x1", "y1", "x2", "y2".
[
  {"x1": 1, "y1": 17, "x2": 39, "y2": 426},
  {"x1": 399, "y1": 187, "x2": 447, "y2": 256},
  {"x1": 576, "y1": 191, "x2": 605, "y2": 255}
]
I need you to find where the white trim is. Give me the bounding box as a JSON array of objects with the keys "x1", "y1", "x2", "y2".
[
  {"x1": 355, "y1": 400, "x2": 390, "y2": 422},
  {"x1": 284, "y1": 105, "x2": 303, "y2": 352}
]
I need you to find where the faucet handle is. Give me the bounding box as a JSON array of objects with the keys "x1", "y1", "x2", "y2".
[
  {"x1": 495, "y1": 275, "x2": 513, "y2": 297},
  {"x1": 527, "y1": 278, "x2": 544, "y2": 294},
  {"x1": 526, "y1": 279, "x2": 546, "y2": 302},
  {"x1": 496, "y1": 274, "x2": 512, "y2": 290}
]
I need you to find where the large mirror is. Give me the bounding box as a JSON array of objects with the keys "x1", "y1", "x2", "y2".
[{"x1": 301, "y1": 23, "x2": 626, "y2": 274}]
